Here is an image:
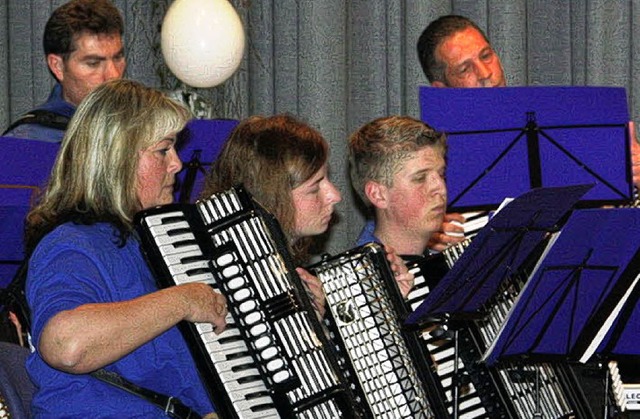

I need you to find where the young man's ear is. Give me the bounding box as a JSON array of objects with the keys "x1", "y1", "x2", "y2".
[
  {"x1": 364, "y1": 180, "x2": 388, "y2": 209},
  {"x1": 47, "y1": 54, "x2": 65, "y2": 82},
  {"x1": 431, "y1": 80, "x2": 447, "y2": 88}
]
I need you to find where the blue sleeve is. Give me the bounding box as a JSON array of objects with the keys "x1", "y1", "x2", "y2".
[{"x1": 27, "y1": 243, "x2": 116, "y2": 343}]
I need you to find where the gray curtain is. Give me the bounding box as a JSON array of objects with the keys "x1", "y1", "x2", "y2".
[{"x1": 1, "y1": 0, "x2": 638, "y2": 256}]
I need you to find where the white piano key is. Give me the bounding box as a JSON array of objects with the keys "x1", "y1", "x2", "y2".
[
  {"x1": 158, "y1": 242, "x2": 202, "y2": 257},
  {"x1": 143, "y1": 211, "x2": 186, "y2": 226},
  {"x1": 147, "y1": 219, "x2": 190, "y2": 236},
  {"x1": 152, "y1": 231, "x2": 196, "y2": 247},
  {"x1": 234, "y1": 398, "x2": 279, "y2": 419},
  {"x1": 214, "y1": 356, "x2": 261, "y2": 374},
  {"x1": 173, "y1": 271, "x2": 214, "y2": 285},
  {"x1": 168, "y1": 259, "x2": 210, "y2": 275},
  {"x1": 162, "y1": 248, "x2": 204, "y2": 266}
]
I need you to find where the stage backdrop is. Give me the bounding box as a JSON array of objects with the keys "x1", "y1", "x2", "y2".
[{"x1": 0, "y1": 0, "x2": 638, "y2": 257}]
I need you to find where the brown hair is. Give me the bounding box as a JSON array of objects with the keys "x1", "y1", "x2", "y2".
[
  {"x1": 44, "y1": 0, "x2": 124, "y2": 58},
  {"x1": 202, "y1": 114, "x2": 328, "y2": 261}
]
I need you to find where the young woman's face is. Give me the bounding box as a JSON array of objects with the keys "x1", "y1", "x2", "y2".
[
  {"x1": 291, "y1": 164, "x2": 342, "y2": 240},
  {"x1": 135, "y1": 135, "x2": 182, "y2": 210}
]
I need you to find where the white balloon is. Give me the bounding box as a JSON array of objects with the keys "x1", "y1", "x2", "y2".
[{"x1": 161, "y1": 0, "x2": 245, "y2": 88}]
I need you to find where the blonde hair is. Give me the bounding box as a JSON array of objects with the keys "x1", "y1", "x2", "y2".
[{"x1": 26, "y1": 79, "x2": 190, "y2": 251}]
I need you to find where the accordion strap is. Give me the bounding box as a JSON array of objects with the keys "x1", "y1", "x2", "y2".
[{"x1": 92, "y1": 369, "x2": 201, "y2": 419}]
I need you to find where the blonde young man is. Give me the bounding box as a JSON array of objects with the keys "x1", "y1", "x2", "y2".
[{"x1": 350, "y1": 116, "x2": 447, "y2": 258}]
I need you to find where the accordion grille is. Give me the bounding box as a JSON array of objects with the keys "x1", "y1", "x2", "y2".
[{"x1": 311, "y1": 243, "x2": 436, "y2": 418}]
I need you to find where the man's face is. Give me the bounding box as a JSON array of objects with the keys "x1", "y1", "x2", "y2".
[
  {"x1": 48, "y1": 32, "x2": 126, "y2": 106},
  {"x1": 434, "y1": 26, "x2": 505, "y2": 88},
  {"x1": 384, "y1": 146, "x2": 447, "y2": 239}
]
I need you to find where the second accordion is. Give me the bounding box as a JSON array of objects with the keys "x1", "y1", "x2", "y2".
[{"x1": 135, "y1": 185, "x2": 359, "y2": 418}]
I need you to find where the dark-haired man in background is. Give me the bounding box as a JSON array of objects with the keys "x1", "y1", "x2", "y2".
[
  {"x1": 417, "y1": 14, "x2": 640, "y2": 250},
  {"x1": 4, "y1": 0, "x2": 126, "y2": 142},
  {"x1": 417, "y1": 14, "x2": 505, "y2": 89}
]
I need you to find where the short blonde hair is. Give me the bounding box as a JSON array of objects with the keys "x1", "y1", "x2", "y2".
[{"x1": 348, "y1": 115, "x2": 446, "y2": 206}]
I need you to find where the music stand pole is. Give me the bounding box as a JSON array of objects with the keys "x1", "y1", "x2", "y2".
[
  {"x1": 603, "y1": 363, "x2": 610, "y2": 419},
  {"x1": 533, "y1": 368, "x2": 542, "y2": 419},
  {"x1": 453, "y1": 328, "x2": 459, "y2": 419},
  {"x1": 525, "y1": 112, "x2": 543, "y2": 190}
]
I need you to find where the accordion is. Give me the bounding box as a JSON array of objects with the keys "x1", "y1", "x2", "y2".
[
  {"x1": 402, "y1": 248, "x2": 498, "y2": 419},
  {"x1": 402, "y1": 239, "x2": 608, "y2": 419},
  {"x1": 308, "y1": 243, "x2": 443, "y2": 418},
  {"x1": 135, "y1": 186, "x2": 358, "y2": 418}
]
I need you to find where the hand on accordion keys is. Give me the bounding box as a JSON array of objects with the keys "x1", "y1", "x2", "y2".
[
  {"x1": 176, "y1": 282, "x2": 228, "y2": 333},
  {"x1": 384, "y1": 245, "x2": 415, "y2": 299},
  {"x1": 297, "y1": 267, "x2": 326, "y2": 320}
]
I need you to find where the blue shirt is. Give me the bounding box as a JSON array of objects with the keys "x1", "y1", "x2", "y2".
[
  {"x1": 4, "y1": 84, "x2": 75, "y2": 142},
  {"x1": 356, "y1": 219, "x2": 437, "y2": 257},
  {"x1": 26, "y1": 222, "x2": 214, "y2": 418},
  {"x1": 356, "y1": 220, "x2": 380, "y2": 247}
]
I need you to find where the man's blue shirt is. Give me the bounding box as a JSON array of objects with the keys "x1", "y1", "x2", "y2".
[
  {"x1": 4, "y1": 84, "x2": 75, "y2": 142},
  {"x1": 356, "y1": 220, "x2": 380, "y2": 246}
]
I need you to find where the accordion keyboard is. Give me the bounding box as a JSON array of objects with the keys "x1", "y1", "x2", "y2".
[
  {"x1": 405, "y1": 238, "x2": 584, "y2": 419},
  {"x1": 472, "y1": 277, "x2": 575, "y2": 418},
  {"x1": 405, "y1": 261, "x2": 488, "y2": 419},
  {"x1": 197, "y1": 194, "x2": 349, "y2": 417},
  {"x1": 141, "y1": 209, "x2": 282, "y2": 418}
]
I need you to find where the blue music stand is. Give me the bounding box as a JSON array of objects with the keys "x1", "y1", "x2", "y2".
[
  {"x1": 0, "y1": 137, "x2": 59, "y2": 287},
  {"x1": 175, "y1": 118, "x2": 238, "y2": 203},
  {"x1": 420, "y1": 86, "x2": 631, "y2": 211},
  {"x1": 596, "y1": 262, "x2": 640, "y2": 362},
  {"x1": 480, "y1": 208, "x2": 640, "y2": 366},
  {"x1": 405, "y1": 183, "x2": 593, "y2": 327}
]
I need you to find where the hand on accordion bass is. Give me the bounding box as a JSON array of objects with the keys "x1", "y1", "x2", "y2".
[
  {"x1": 383, "y1": 245, "x2": 415, "y2": 299},
  {"x1": 297, "y1": 267, "x2": 326, "y2": 320},
  {"x1": 427, "y1": 212, "x2": 467, "y2": 252},
  {"x1": 177, "y1": 282, "x2": 228, "y2": 333},
  {"x1": 630, "y1": 121, "x2": 640, "y2": 190}
]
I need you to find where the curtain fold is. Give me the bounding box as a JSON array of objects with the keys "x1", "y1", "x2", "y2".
[{"x1": 1, "y1": 0, "x2": 638, "y2": 255}]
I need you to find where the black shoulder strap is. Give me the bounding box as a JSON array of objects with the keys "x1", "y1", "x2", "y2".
[
  {"x1": 91, "y1": 369, "x2": 201, "y2": 419},
  {"x1": 3, "y1": 109, "x2": 70, "y2": 135},
  {"x1": 0, "y1": 261, "x2": 30, "y2": 347},
  {"x1": 0, "y1": 261, "x2": 30, "y2": 333}
]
